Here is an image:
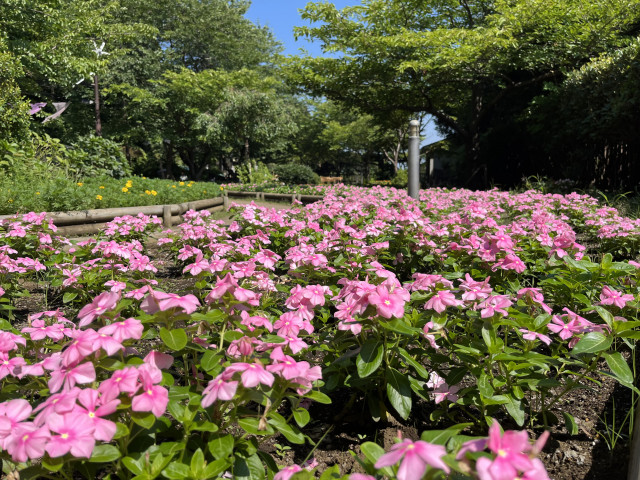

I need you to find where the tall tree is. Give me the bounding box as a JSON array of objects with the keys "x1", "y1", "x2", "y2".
[{"x1": 286, "y1": 0, "x2": 640, "y2": 183}]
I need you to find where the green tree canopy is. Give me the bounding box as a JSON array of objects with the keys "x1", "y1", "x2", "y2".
[{"x1": 286, "y1": 0, "x2": 640, "y2": 183}]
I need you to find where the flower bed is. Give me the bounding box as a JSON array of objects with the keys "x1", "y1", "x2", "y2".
[
  {"x1": 0, "y1": 186, "x2": 639, "y2": 479},
  {"x1": 0, "y1": 177, "x2": 222, "y2": 214}
]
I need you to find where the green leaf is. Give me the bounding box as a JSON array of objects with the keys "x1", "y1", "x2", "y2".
[
  {"x1": 208, "y1": 433, "x2": 234, "y2": 459},
  {"x1": 163, "y1": 462, "x2": 190, "y2": 479},
  {"x1": 357, "y1": 340, "x2": 383, "y2": 378},
  {"x1": 113, "y1": 422, "x2": 130, "y2": 439},
  {"x1": 122, "y1": 456, "x2": 144, "y2": 475},
  {"x1": 200, "y1": 350, "x2": 221, "y2": 373},
  {"x1": 191, "y1": 448, "x2": 206, "y2": 477},
  {"x1": 594, "y1": 306, "x2": 614, "y2": 328},
  {"x1": 305, "y1": 390, "x2": 332, "y2": 404},
  {"x1": 360, "y1": 442, "x2": 393, "y2": 475},
  {"x1": 268, "y1": 412, "x2": 305, "y2": 444},
  {"x1": 89, "y1": 444, "x2": 121, "y2": 463},
  {"x1": 504, "y1": 394, "x2": 525, "y2": 427},
  {"x1": 62, "y1": 291, "x2": 77, "y2": 304},
  {"x1": 478, "y1": 373, "x2": 494, "y2": 398},
  {"x1": 563, "y1": 411, "x2": 579, "y2": 435},
  {"x1": 379, "y1": 318, "x2": 419, "y2": 336},
  {"x1": 397, "y1": 347, "x2": 430, "y2": 380},
  {"x1": 131, "y1": 411, "x2": 156, "y2": 429},
  {"x1": 420, "y1": 423, "x2": 473, "y2": 445},
  {"x1": 482, "y1": 324, "x2": 502, "y2": 354},
  {"x1": 386, "y1": 367, "x2": 412, "y2": 420},
  {"x1": 571, "y1": 332, "x2": 612, "y2": 355},
  {"x1": 238, "y1": 417, "x2": 274, "y2": 436},
  {"x1": 203, "y1": 459, "x2": 232, "y2": 478},
  {"x1": 293, "y1": 407, "x2": 311, "y2": 427},
  {"x1": 160, "y1": 327, "x2": 188, "y2": 351},
  {"x1": 233, "y1": 453, "x2": 265, "y2": 480},
  {"x1": 42, "y1": 455, "x2": 64, "y2": 472},
  {"x1": 360, "y1": 441, "x2": 385, "y2": 464},
  {"x1": 604, "y1": 352, "x2": 634, "y2": 384}
]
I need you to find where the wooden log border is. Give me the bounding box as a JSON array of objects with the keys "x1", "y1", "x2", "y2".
[{"x1": 0, "y1": 191, "x2": 325, "y2": 237}]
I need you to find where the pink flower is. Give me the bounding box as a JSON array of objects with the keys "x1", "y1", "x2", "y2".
[
  {"x1": 0, "y1": 354, "x2": 26, "y2": 380},
  {"x1": 21, "y1": 319, "x2": 65, "y2": 341},
  {"x1": 547, "y1": 315, "x2": 582, "y2": 340},
  {"x1": 98, "y1": 317, "x2": 144, "y2": 342},
  {"x1": 519, "y1": 329, "x2": 552, "y2": 345},
  {"x1": 226, "y1": 362, "x2": 274, "y2": 388},
  {"x1": 460, "y1": 274, "x2": 493, "y2": 302},
  {"x1": 368, "y1": 285, "x2": 407, "y2": 318},
  {"x1": 45, "y1": 412, "x2": 96, "y2": 458},
  {"x1": 274, "y1": 465, "x2": 302, "y2": 480},
  {"x1": 5, "y1": 422, "x2": 50, "y2": 462},
  {"x1": 77, "y1": 389, "x2": 120, "y2": 442},
  {"x1": 140, "y1": 290, "x2": 200, "y2": 315},
  {"x1": 131, "y1": 364, "x2": 168, "y2": 417},
  {"x1": 599, "y1": 286, "x2": 634, "y2": 309},
  {"x1": 475, "y1": 421, "x2": 549, "y2": 480},
  {"x1": 239, "y1": 311, "x2": 273, "y2": 332},
  {"x1": 61, "y1": 329, "x2": 100, "y2": 367},
  {"x1": 48, "y1": 360, "x2": 96, "y2": 393},
  {"x1": 424, "y1": 290, "x2": 463, "y2": 314},
  {"x1": 144, "y1": 351, "x2": 174, "y2": 370},
  {"x1": 479, "y1": 295, "x2": 512, "y2": 318},
  {"x1": 301, "y1": 285, "x2": 331, "y2": 307},
  {"x1": 94, "y1": 332, "x2": 124, "y2": 356},
  {"x1": 99, "y1": 366, "x2": 139, "y2": 397},
  {"x1": 33, "y1": 388, "x2": 81, "y2": 426},
  {"x1": 201, "y1": 374, "x2": 238, "y2": 408},
  {"x1": 0, "y1": 399, "x2": 33, "y2": 448},
  {"x1": 432, "y1": 382, "x2": 460, "y2": 404},
  {"x1": 374, "y1": 439, "x2": 450, "y2": 480},
  {"x1": 77, "y1": 291, "x2": 120, "y2": 327}
]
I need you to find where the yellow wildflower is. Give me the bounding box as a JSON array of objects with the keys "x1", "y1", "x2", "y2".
[
  {"x1": 179, "y1": 181, "x2": 185, "y2": 186},
  {"x1": 151, "y1": 190, "x2": 157, "y2": 196},
  {"x1": 77, "y1": 182, "x2": 83, "y2": 187},
  {"x1": 145, "y1": 190, "x2": 151, "y2": 195},
  {"x1": 35, "y1": 192, "x2": 40, "y2": 195},
  {"x1": 99, "y1": 186, "x2": 105, "y2": 189},
  {"x1": 96, "y1": 195, "x2": 103, "y2": 200},
  {"x1": 122, "y1": 187, "x2": 129, "y2": 193},
  {"x1": 172, "y1": 185, "x2": 176, "y2": 188},
  {"x1": 220, "y1": 186, "x2": 224, "y2": 191}
]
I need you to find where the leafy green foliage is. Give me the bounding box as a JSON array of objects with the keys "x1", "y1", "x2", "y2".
[
  {"x1": 0, "y1": 40, "x2": 30, "y2": 141},
  {"x1": 272, "y1": 163, "x2": 320, "y2": 185}
]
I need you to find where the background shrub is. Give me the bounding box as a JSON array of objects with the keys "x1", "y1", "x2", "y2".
[
  {"x1": 66, "y1": 135, "x2": 132, "y2": 179},
  {"x1": 272, "y1": 162, "x2": 320, "y2": 185},
  {"x1": 236, "y1": 160, "x2": 275, "y2": 185}
]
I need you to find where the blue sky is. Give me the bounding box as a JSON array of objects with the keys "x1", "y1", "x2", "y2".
[{"x1": 246, "y1": 1, "x2": 358, "y2": 56}]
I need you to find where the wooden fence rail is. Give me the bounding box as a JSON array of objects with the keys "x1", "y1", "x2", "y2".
[{"x1": 0, "y1": 190, "x2": 325, "y2": 236}]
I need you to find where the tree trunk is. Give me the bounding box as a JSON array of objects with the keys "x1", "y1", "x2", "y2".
[
  {"x1": 244, "y1": 137, "x2": 250, "y2": 163},
  {"x1": 94, "y1": 74, "x2": 102, "y2": 137}
]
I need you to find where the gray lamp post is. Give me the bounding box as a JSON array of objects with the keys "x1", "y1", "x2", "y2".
[{"x1": 408, "y1": 119, "x2": 420, "y2": 199}]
